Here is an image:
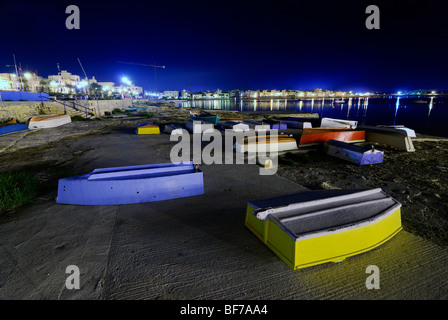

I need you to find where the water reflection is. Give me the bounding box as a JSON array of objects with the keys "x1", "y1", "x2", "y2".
[{"x1": 393, "y1": 97, "x2": 401, "y2": 125}]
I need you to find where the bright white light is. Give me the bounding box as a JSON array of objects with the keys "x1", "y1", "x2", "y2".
[
  {"x1": 50, "y1": 81, "x2": 58, "y2": 87},
  {"x1": 24, "y1": 73, "x2": 31, "y2": 79},
  {"x1": 10, "y1": 74, "x2": 16, "y2": 78},
  {"x1": 397, "y1": 91, "x2": 402, "y2": 95}
]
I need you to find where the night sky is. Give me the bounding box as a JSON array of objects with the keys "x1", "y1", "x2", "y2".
[{"x1": 1, "y1": 0, "x2": 447, "y2": 92}]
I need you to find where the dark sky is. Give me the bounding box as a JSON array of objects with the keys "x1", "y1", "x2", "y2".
[{"x1": 1, "y1": 0, "x2": 447, "y2": 92}]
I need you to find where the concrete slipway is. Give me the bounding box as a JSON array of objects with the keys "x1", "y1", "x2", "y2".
[{"x1": 0, "y1": 128, "x2": 448, "y2": 301}]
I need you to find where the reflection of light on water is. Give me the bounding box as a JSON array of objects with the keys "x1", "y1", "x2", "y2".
[
  {"x1": 347, "y1": 98, "x2": 352, "y2": 118},
  {"x1": 253, "y1": 99, "x2": 257, "y2": 111},
  {"x1": 299, "y1": 100, "x2": 303, "y2": 111},
  {"x1": 311, "y1": 98, "x2": 314, "y2": 111},
  {"x1": 428, "y1": 97, "x2": 434, "y2": 116},
  {"x1": 270, "y1": 99, "x2": 273, "y2": 111},
  {"x1": 393, "y1": 97, "x2": 400, "y2": 125},
  {"x1": 277, "y1": 99, "x2": 280, "y2": 110},
  {"x1": 285, "y1": 99, "x2": 287, "y2": 110}
]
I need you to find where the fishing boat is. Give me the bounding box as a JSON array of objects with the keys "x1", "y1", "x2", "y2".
[
  {"x1": 186, "y1": 119, "x2": 215, "y2": 134},
  {"x1": 358, "y1": 125, "x2": 415, "y2": 152},
  {"x1": 222, "y1": 121, "x2": 250, "y2": 132},
  {"x1": 334, "y1": 98, "x2": 345, "y2": 103},
  {"x1": 325, "y1": 139, "x2": 384, "y2": 165},
  {"x1": 0, "y1": 123, "x2": 29, "y2": 136},
  {"x1": 377, "y1": 125, "x2": 416, "y2": 138},
  {"x1": 189, "y1": 110, "x2": 220, "y2": 125},
  {"x1": 279, "y1": 120, "x2": 312, "y2": 129},
  {"x1": 242, "y1": 120, "x2": 271, "y2": 131},
  {"x1": 136, "y1": 122, "x2": 160, "y2": 134},
  {"x1": 28, "y1": 114, "x2": 72, "y2": 129},
  {"x1": 298, "y1": 128, "x2": 365, "y2": 147},
  {"x1": 321, "y1": 117, "x2": 358, "y2": 129},
  {"x1": 245, "y1": 188, "x2": 402, "y2": 270},
  {"x1": 56, "y1": 161, "x2": 204, "y2": 205},
  {"x1": 234, "y1": 134, "x2": 298, "y2": 153},
  {"x1": 163, "y1": 124, "x2": 184, "y2": 135}
]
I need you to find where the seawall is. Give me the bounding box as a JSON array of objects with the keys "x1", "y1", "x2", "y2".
[{"x1": 0, "y1": 99, "x2": 133, "y2": 122}]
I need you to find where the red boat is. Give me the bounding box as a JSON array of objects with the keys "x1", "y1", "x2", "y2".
[{"x1": 298, "y1": 128, "x2": 365, "y2": 147}]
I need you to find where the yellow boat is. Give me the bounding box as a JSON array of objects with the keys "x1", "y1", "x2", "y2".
[
  {"x1": 245, "y1": 188, "x2": 402, "y2": 270},
  {"x1": 136, "y1": 123, "x2": 160, "y2": 134}
]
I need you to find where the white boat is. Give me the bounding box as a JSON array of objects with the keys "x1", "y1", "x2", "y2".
[
  {"x1": 358, "y1": 125, "x2": 415, "y2": 152},
  {"x1": 28, "y1": 114, "x2": 71, "y2": 129},
  {"x1": 222, "y1": 121, "x2": 250, "y2": 132},
  {"x1": 377, "y1": 125, "x2": 416, "y2": 138},
  {"x1": 334, "y1": 99, "x2": 345, "y2": 103},
  {"x1": 321, "y1": 117, "x2": 358, "y2": 129},
  {"x1": 234, "y1": 134, "x2": 298, "y2": 153},
  {"x1": 186, "y1": 119, "x2": 215, "y2": 134}
]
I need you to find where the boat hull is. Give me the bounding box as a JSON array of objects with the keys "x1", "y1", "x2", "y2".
[
  {"x1": 321, "y1": 117, "x2": 358, "y2": 129},
  {"x1": 245, "y1": 188, "x2": 402, "y2": 270},
  {"x1": 0, "y1": 123, "x2": 29, "y2": 136},
  {"x1": 359, "y1": 126, "x2": 415, "y2": 152},
  {"x1": 56, "y1": 162, "x2": 204, "y2": 205},
  {"x1": 28, "y1": 114, "x2": 71, "y2": 129},
  {"x1": 299, "y1": 128, "x2": 365, "y2": 146},
  {"x1": 234, "y1": 135, "x2": 298, "y2": 153},
  {"x1": 186, "y1": 120, "x2": 215, "y2": 134},
  {"x1": 325, "y1": 140, "x2": 384, "y2": 165},
  {"x1": 136, "y1": 123, "x2": 160, "y2": 134}
]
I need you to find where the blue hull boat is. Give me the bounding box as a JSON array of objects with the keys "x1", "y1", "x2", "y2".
[
  {"x1": 0, "y1": 123, "x2": 29, "y2": 136},
  {"x1": 56, "y1": 161, "x2": 204, "y2": 205}
]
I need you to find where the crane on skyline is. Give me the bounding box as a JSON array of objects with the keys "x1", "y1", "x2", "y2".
[{"x1": 116, "y1": 61, "x2": 165, "y2": 91}]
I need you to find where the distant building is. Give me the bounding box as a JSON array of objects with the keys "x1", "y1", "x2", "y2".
[
  {"x1": 0, "y1": 73, "x2": 20, "y2": 91},
  {"x1": 161, "y1": 90, "x2": 179, "y2": 99}
]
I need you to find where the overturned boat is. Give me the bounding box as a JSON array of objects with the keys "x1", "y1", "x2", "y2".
[
  {"x1": 28, "y1": 114, "x2": 71, "y2": 129},
  {"x1": 136, "y1": 122, "x2": 160, "y2": 134},
  {"x1": 163, "y1": 124, "x2": 184, "y2": 135},
  {"x1": 298, "y1": 128, "x2": 365, "y2": 147},
  {"x1": 56, "y1": 161, "x2": 204, "y2": 205},
  {"x1": 320, "y1": 117, "x2": 358, "y2": 129},
  {"x1": 0, "y1": 123, "x2": 29, "y2": 136},
  {"x1": 245, "y1": 188, "x2": 402, "y2": 270},
  {"x1": 234, "y1": 134, "x2": 298, "y2": 153},
  {"x1": 190, "y1": 110, "x2": 220, "y2": 125},
  {"x1": 222, "y1": 121, "x2": 250, "y2": 132},
  {"x1": 242, "y1": 120, "x2": 271, "y2": 131},
  {"x1": 325, "y1": 139, "x2": 384, "y2": 165},
  {"x1": 377, "y1": 125, "x2": 416, "y2": 138},
  {"x1": 358, "y1": 125, "x2": 415, "y2": 152},
  {"x1": 280, "y1": 120, "x2": 312, "y2": 129},
  {"x1": 186, "y1": 119, "x2": 215, "y2": 134}
]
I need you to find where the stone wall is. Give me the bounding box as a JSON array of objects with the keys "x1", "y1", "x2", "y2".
[{"x1": 0, "y1": 99, "x2": 133, "y2": 122}]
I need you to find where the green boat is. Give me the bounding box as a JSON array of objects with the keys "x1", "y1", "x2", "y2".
[{"x1": 189, "y1": 111, "x2": 220, "y2": 125}]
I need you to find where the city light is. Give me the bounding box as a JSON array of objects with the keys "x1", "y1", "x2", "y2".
[
  {"x1": 121, "y1": 77, "x2": 131, "y2": 85},
  {"x1": 24, "y1": 73, "x2": 31, "y2": 79}
]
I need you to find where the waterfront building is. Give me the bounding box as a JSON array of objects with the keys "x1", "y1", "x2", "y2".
[{"x1": 161, "y1": 90, "x2": 179, "y2": 99}]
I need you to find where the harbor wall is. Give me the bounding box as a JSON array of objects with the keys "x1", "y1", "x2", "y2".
[{"x1": 0, "y1": 99, "x2": 133, "y2": 122}]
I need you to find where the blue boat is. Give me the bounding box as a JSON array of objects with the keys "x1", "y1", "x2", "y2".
[
  {"x1": 56, "y1": 161, "x2": 204, "y2": 205},
  {"x1": 325, "y1": 139, "x2": 383, "y2": 165},
  {"x1": 0, "y1": 123, "x2": 29, "y2": 136}
]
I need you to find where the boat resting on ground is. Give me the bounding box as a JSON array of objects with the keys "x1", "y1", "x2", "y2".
[
  {"x1": 136, "y1": 122, "x2": 160, "y2": 134},
  {"x1": 0, "y1": 123, "x2": 29, "y2": 136},
  {"x1": 325, "y1": 139, "x2": 384, "y2": 165},
  {"x1": 280, "y1": 120, "x2": 312, "y2": 129},
  {"x1": 163, "y1": 124, "x2": 184, "y2": 135},
  {"x1": 56, "y1": 161, "x2": 204, "y2": 205},
  {"x1": 245, "y1": 188, "x2": 402, "y2": 270},
  {"x1": 242, "y1": 120, "x2": 271, "y2": 131},
  {"x1": 377, "y1": 125, "x2": 416, "y2": 138},
  {"x1": 189, "y1": 110, "x2": 220, "y2": 125},
  {"x1": 298, "y1": 128, "x2": 365, "y2": 147},
  {"x1": 222, "y1": 121, "x2": 250, "y2": 132},
  {"x1": 28, "y1": 114, "x2": 71, "y2": 129},
  {"x1": 234, "y1": 134, "x2": 298, "y2": 153},
  {"x1": 320, "y1": 117, "x2": 358, "y2": 129},
  {"x1": 358, "y1": 125, "x2": 415, "y2": 152}
]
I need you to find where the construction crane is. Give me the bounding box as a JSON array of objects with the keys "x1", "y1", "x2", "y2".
[{"x1": 116, "y1": 61, "x2": 165, "y2": 92}]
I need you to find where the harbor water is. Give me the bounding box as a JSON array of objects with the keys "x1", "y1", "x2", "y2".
[{"x1": 179, "y1": 96, "x2": 448, "y2": 137}]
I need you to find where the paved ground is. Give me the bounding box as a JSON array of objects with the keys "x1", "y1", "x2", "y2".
[{"x1": 1, "y1": 126, "x2": 447, "y2": 300}]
